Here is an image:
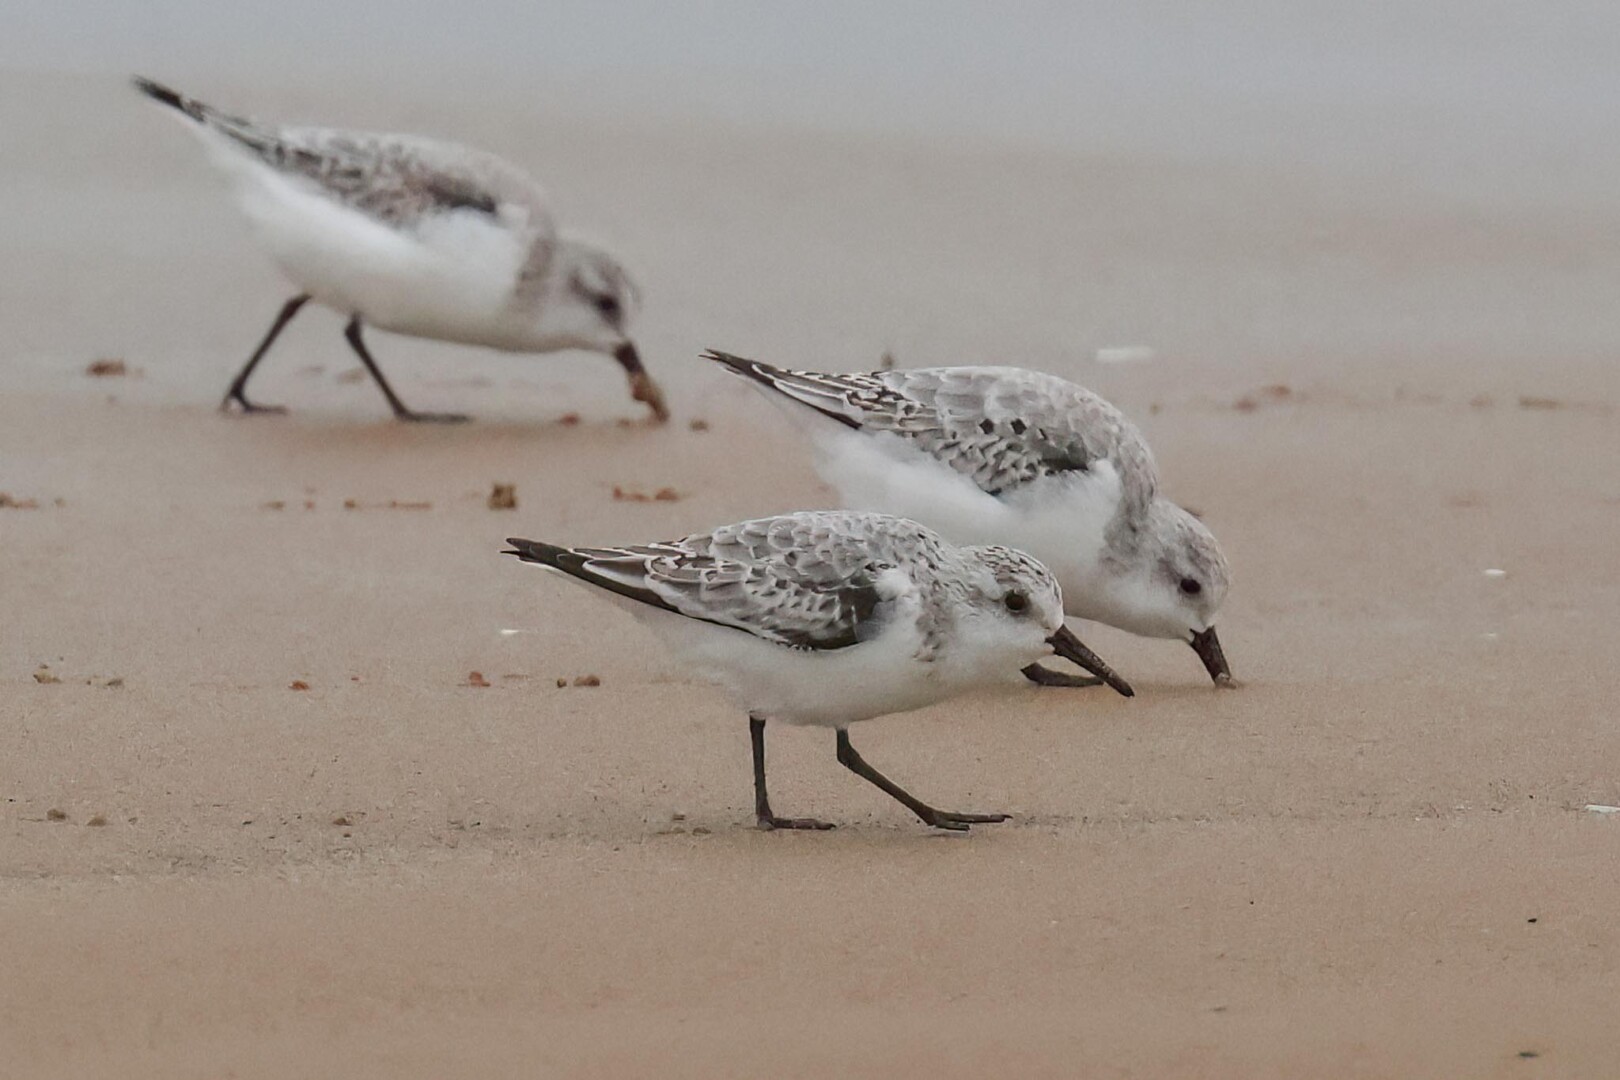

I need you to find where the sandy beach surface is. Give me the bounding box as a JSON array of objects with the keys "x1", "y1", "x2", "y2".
[{"x1": 3, "y1": 66, "x2": 1619, "y2": 1078}]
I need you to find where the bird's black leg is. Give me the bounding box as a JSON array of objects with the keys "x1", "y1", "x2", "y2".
[
  {"x1": 751, "y1": 716, "x2": 835, "y2": 831},
  {"x1": 834, "y1": 728, "x2": 1008, "y2": 832},
  {"x1": 1021, "y1": 663, "x2": 1103, "y2": 688},
  {"x1": 221, "y1": 294, "x2": 310, "y2": 414},
  {"x1": 343, "y1": 317, "x2": 469, "y2": 423}
]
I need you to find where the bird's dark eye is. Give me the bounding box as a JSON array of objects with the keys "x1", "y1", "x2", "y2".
[
  {"x1": 1004, "y1": 590, "x2": 1029, "y2": 613},
  {"x1": 1179, "y1": 577, "x2": 1202, "y2": 596},
  {"x1": 594, "y1": 294, "x2": 621, "y2": 319}
]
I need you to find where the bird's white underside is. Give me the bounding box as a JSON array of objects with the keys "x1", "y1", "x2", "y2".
[
  {"x1": 195, "y1": 128, "x2": 562, "y2": 351},
  {"x1": 527, "y1": 553, "x2": 1052, "y2": 728}
]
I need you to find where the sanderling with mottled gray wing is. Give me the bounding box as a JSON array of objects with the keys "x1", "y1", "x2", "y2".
[
  {"x1": 132, "y1": 77, "x2": 668, "y2": 424},
  {"x1": 706, "y1": 351, "x2": 1232, "y2": 687},
  {"x1": 504, "y1": 511, "x2": 1132, "y2": 832}
]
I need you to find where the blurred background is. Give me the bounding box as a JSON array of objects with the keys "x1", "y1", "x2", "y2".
[
  {"x1": 7, "y1": 0, "x2": 1620, "y2": 402},
  {"x1": 12, "y1": 0, "x2": 1620, "y2": 192}
]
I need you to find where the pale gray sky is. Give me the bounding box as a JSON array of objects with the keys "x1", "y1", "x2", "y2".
[{"x1": 10, "y1": 1, "x2": 1620, "y2": 203}]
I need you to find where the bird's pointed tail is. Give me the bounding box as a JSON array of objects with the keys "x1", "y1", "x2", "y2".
[
  {"x1": 703, "y1": 349, "x2": 866, "y2": 431},
  {"x1": 132, "y1": 76, "x2": 211, "y2": 123},
  {"x1": 132, "y1": 75, "x2": 278, "y2": 159},
  {"x1": 502, "y1": 537, "x2": 574, "y2": 570}
]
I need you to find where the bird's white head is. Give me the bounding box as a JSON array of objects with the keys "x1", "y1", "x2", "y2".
[
  {"x1": 962, "y1": 545, "x2": 1134, "y2": 696},
  {"x1": 539, "y1": 238, "x2": 667, "y2": 420},
  {"x1": 1107, "y1": 501, "x2": 1232, "y2": 683},
  {"x1": 544, "y1": 238, "x2": 638, "y2": 349}
]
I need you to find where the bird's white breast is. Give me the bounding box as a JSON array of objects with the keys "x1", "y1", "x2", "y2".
[
  {"x1": 626, "y1": 593, "x2": 950, "y2": 727},
  {"x1": 810, "y1": 426, "x2": 1125, "y2": 617}
]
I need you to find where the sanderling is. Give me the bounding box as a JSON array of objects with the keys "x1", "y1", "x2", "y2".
[
  {"x1": 503, "y1": 511, "x2": 1132, "y2": 832},
  {"x1": 706, "y1": 351, "x2": 1233, "y2": 687},
  {"x1": 132, "y1": 77, "x2": 668, "y2": 423}
]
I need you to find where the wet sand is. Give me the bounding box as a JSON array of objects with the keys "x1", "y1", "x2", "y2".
[{"x1": 3, "y1": 73, "x2": 1618, "y2": 1077}]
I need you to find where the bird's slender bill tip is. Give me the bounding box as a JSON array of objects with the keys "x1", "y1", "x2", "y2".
[
  {"x1": 1047, "y1": 626, "x2": 1134, "y2": 698},
  {"x1": 1189, "y1": 626, "x2": 1233, "y2": 686},
  {"x1": 615, "y1": 343, "x2": 669, "y2": 423}
]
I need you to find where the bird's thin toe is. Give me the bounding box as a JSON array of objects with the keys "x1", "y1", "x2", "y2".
[{"x1": 399, "y1": 411, "x2": 471, "y2": 424}]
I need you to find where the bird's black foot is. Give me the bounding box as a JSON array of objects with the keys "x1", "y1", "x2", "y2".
[
  {"x1": 221, "y1": 393, "x2": 287, "y2": 415},
  {"x1": 757, "y1": 813, "x2": 836, "y2": 831},
  {"x1": 1021, "y1": 663, "x2": 1103, "y2": 688},
  {"x1": 917, "y1": 808, "x2": 1009, "y2": 832},
  {"x1": 396, "y1": 409, "x2": 471, "y2": 424}
]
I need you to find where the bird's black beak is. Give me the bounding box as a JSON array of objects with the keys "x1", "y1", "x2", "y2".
[
  {"x1": 1047, "y1": 625, "x2": 1134, "y2": 697},
  {"x1": 1189, "y1": 626, "x2": 1233, "y2": 685},
  {"x1": 612, "y1": 341, "x2": 669, "y2": 422}
]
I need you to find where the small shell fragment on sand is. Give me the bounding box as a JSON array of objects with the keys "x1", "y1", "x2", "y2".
[
  {"x1": 466, "y1": 671, "x2": 491, "y2": 688},
  {"x1": 1484, "y1": 568, "x2": 1507, "y2": 578},
  {"x1": 1234, "y1": 385, "x2": 1294, "y2": 412},
  {"x1": 343, "y1": 498, "x2": 432, "y2": 511},
  {"x1": 1094, "y1": 346, "x2": 1156, "y2": 364},
  {"x1": 1585, "y1": 804, "x2": 1620, "y2": 814},
  {"x1": 33, "y1": 665, "x2": 61, "y2": 684},
  {"x1": 612, "y1": 485, "x2": 682, "y2": 503}
]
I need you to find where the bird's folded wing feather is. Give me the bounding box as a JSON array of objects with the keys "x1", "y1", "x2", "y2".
[
  {"x1": 203, "y1": 111, "x2": 559, "y2": 280},
  {"x1": 566, "y1": 545, "x2": 885, "y2": 651},
  {"x1": 735, "y1": 362, "x2": 1159, "y2": 505}
]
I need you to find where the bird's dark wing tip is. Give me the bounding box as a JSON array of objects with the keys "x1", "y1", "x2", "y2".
[
  {"x1": 702, "y1": 349, "x2": 756, "y2": 371},
  {"x1": 503, "y1": 538, "x2": 568, "y2": 567},
  {"x1": 132, "y1": 76, "x2": 183, "y2": 109}
]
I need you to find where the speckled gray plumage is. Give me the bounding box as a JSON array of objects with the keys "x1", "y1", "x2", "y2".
[
  {"x1": 707, "y1": 352, "x2": 1157, "y2": 517},
  {"x1": 134, "y1": 76, "x2": 559, "y2": 291},
  {"x1": 506, "y1": 511, "x2": 1051, "y2": 661}
]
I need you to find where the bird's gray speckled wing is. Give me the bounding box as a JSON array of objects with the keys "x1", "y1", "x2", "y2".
[
  {"x1": 136, "y1": 79, "x2": 558, "y2": 286},
  {"x1": 708, "y1": 352, "x2": 1158, "y2": 512},
  {"x1": 506, "y1": 513, "x2": 939, "y2": 651}
]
